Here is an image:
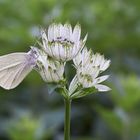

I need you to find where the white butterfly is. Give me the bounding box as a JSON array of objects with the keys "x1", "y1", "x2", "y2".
[{"x1": 0, "y1": 49, "x2": 38, "y2": 90}]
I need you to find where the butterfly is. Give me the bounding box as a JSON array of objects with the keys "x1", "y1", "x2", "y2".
[{"x1": 0, "y1": 49, "x2": 38, "y2": 90}]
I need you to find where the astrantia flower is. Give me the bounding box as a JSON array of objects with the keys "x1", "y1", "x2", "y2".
[
  {"x1": 32, "y1": 47, "x2": 65, "y2": 83},
  {"x1": 40, "y1": 23, "x2": 87, "y2": 61},
  {"x1": 73, "y1": 48, "x2": 111, "y2": 92}
]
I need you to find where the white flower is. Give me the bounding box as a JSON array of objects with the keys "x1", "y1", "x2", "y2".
[
  {"x1": 40, "y1": 23, "x2": 87, "y2": 61},
  {"x1": 32, "y1": 47, "x2": 65, "y2": 83},
  {"x1": 73, "y1": 48, "x2": 111, "y2": 92}
]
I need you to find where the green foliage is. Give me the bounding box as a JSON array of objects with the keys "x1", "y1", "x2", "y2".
[
  {"x1": 8, "y1": 116, "x2": 39, "y2": 140},
  {"x1": 97, "y1": 76, "x2": 140, "y2": 139},
  {"x1": 112, "y1": 75, "x2": 140, "y2": 112},
  {"x1": 97, "y1": 107, "x2": 123, "y2": 134}
]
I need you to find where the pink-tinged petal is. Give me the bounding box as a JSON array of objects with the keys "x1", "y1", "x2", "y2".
[
  {"x1": 95, "y1": 84, "x2": 111, "y2": 92},
  {"x1": 48, "y1": 23, "x2": 55, "y2": 41},
  {"x1": 64, "y1": 23, "x2": 72, "y2": 40},
  {"x1": 55, "y1": 23, "x2": 61, "y2": 39},
  {"x1": 59, "y1": 24, "x2": 64, "y2": 38}
]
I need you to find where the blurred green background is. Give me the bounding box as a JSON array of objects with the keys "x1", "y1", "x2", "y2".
[{"x1": 0, "y1": 0, "x2": 140, "y2": 140}]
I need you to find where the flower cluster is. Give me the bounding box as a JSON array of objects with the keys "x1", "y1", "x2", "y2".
[
  {"x1": 33, "y1": 23, "x2": 88, "y2": 85},
  {"x1": 73, "y1": 48, "x2": 111, "y2": 91},
  {"x1": 0, "y1": 23, "x2": 111, "y2": 98},
  {"x1": 37, "y1": 23, "x2": 110, "y2": 97}
]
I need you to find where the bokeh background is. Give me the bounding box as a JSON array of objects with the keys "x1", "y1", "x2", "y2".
[{"x1": 0, "y1": 0, "x2": 140, "y2": 140}]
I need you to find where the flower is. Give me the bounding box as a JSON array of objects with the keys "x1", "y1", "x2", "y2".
[
  {"x1": 32, "y1": 47, "x2": 65, "y2": 83},
  {"x1": 73, "y1": 48, "x2": 111, "y2": 92},
  {"x1": 40, "y1": 23, "x2": 87, "y2": 61}
]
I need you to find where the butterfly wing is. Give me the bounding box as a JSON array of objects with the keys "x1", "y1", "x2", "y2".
[
  {"x1": 10, "y1": 63, "x2": 33, "y2": 89},
  {"x1": 0, "y1": 53, "x2": 34, "y2": 90},
  {"x1": 0, "y1": 53, "x2": 28, "y2": 71}
]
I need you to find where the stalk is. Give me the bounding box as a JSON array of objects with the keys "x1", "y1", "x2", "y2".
[{"x1": 64, "y1": 98, "x2": 71, "y2": 140}]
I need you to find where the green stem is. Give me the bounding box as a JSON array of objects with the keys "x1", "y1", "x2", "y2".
[{"x1": 64, "y1": 98, "x2": 71, "y2": 140}]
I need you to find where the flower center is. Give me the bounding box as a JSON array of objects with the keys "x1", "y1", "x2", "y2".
[
  {"x1": 80, "y1": 72, "x2": 93, "y2": 83},
  {"x1": 49, "y1": 37, "x2": 74, "y2": 47}
]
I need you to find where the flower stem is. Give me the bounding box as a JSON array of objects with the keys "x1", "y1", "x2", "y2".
[{"x1": 64, "y1": 98, "x2": 71, "y2": 140}]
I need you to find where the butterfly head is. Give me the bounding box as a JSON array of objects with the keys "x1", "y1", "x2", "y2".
[{"x1": 26, "y1": 46, "x2": 41, "y2": 66}]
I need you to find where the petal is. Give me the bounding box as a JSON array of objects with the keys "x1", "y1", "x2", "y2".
[
  {"x1": 42, "y1": 42, "x2": 52, "y2": 57},
  {"x1": 95, "y1": 75, "x2": 109, "y2": 84},
  {"x1": 100, "y1": 60, "x2": 111, "y2": 71},
  {"x1": 57, "y1": 63, "x2": 65, "y2": 76},
  {"x1": 95, "y1": 84, "x2": 111, "y2": 92},
  {"x1": 53, "y1": 43, "x2": 60, "y2": 60},
  {"x1": 58, "y1": 43, "x2": 62, "y2": 60},
  {"x1": 64, "y1": 23, "x2": 72, "y2": 40},
  {"x1": 41, "y1": 30, "x2": 48, "y2": 44},
  {"x1": 91, "y1": 67, "x2": 100, "y2": 79},
  {"x1": 59, "y1": 45, "x2": 65, "y2": 61},
  {"x1": 64, "y1": 47, "x2": 69, "y2": 61},
  {"x1": 81, "y1": 34, "x2": 88, "y2": 46},
  {"x1": 73, "y1": 50, "x2": 82, "y2": 66},
  {"x1": 74, "y1": 40, "x2": 84, "y2": 57},
  {"x1": 94, "y1": 53, "x2": 103, "y2": 66},
  {"x1": 72, "y1": 24, "x2": 81, "y2": 43},
  {"x1": 59, "y1": 24, "x2": 64, "y2": 38},
  {"x1": 48, "y1": 45, "x2": 55, "y2": 58},
  {"x1": 66, "y1": 46, "x2": 71, "y2": 60},
  {"x1": 69, "y1": 76, "x2": 78, "y2": 95},
  {"x1": 48, "y1": 23, "x2": 55, "y2": 41},
  {"x1": 82, "y1": 48, "x2": 91, "y2": 65},
  {"x1": 55, "y1": 23, "x2": 62, "y2": 38},
  {"x1": 41, "y1": 31, "x2": 48, "y2": 50}
]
